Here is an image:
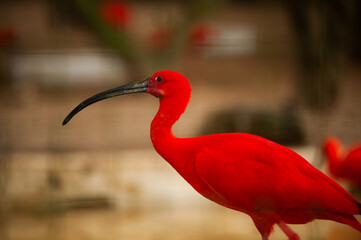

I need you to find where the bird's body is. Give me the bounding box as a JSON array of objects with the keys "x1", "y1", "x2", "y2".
[
  {"x1": 63, "y1": 70, "x2": 361, "y2": 240},
  {"x1": 152, "y1": 128, "x2": 361, "y2": 238},
  {"x1": 323, "y1": 137, "x2": 361, "y2": 188}
]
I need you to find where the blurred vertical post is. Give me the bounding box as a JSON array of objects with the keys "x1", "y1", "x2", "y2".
[
  {"x1": 0, "y1": 26, "x2": 16, "y2": 240},
  {"x1": 0, "y1": 121, "x2": 10, "y2": 240},
  {"x1": 284, "y1": 0, "x2": 347, "y2": 113}
]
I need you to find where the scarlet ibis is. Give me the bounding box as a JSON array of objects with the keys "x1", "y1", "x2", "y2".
[
  {"x1": 323, "y1": 137, "x2": 361, "y2": 188},
  {"x1": 0, "y1": 27, "x2": 16, "y2": 48},
  {"x1": 100, "y1": 0, "x2": 130, "y2": 30},
  {"x1": 188, "y1": 23, "x2": 217, "y2": 47},
  {"x1": 147, "y1": 27, "x2": 173, "y2": 51},
  {"x1": 63, "y1": 70, "x2": 361, "y2": 240}
]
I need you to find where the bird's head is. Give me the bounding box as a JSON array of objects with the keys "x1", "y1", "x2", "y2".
[
  {"x1": 147, "y1": 70, "x2": 191, "y2": 98},
  {"x1": 62, "y1": 70, "x2": 191, "y2": 126},
  {"x1": 322, "y1": 137, "x2": 342, "y2": 158}
]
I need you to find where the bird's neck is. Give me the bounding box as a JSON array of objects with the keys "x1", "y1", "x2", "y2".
[
  {"x1": 150, "y1": 92, "x2": 190, "y2": 159},
  {"x1": 325, "y1": 143, "x2": 343, "y2": 177}
]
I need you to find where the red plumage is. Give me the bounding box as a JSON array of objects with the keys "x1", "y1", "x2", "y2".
[
  {"x1": 148, "y1": 71, "x2": 361, "y2": 240},
  {"x1": 323, "y1": 137, "x2": 361, "y2": 188},
  {"x1": 64, "y1": 70, "x2": 361, "y2": 240}
]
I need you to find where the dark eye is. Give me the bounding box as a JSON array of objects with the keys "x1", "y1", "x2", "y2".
[{"x1": 156, "y1": 76, "x2": 162, "y2": 82}]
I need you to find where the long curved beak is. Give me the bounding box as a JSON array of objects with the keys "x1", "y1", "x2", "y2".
[{"x1": 62, "y1": 79, "x2": 149, "y2": 126}]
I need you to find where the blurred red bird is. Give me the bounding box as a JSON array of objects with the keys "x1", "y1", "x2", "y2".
[
  {"x1": 0, "y1": 27, "x2": 16, "y2": 48},
  {"x1": 147, "y1": 27, "x2": 173, "y2": 51},
  {"x1": 100, "y1": 0, "x2": 130, "y2": 30},
  {"x1": 323, "y1": 137, "x2": 361, "y2": 188},
  {"x1": 63, "y1": 71, "x2": 361, "y2": 240},
  {"x1": 188, "y1": 23, "x2": 216, "y2": 47}
]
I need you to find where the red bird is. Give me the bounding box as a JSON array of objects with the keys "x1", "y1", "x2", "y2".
[
  {"x1": 100, "y1": 1, "x2": 130, "y2": 30},
  {"x1": 63, "y1": 71, "x2": 361, "y2": 240},
  {"x1": 323, "y1": 137, "x2": 361, "y2": 188}
]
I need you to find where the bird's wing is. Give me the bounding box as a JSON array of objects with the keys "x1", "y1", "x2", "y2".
[{"x1": 194, "y1": 135, "x2": 359, "y2": 217}]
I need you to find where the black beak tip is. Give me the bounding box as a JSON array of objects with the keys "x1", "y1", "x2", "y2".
[
  {"x1": 62, "y1": 118, "x2": 69, "y2": 126},
  {"x1": 62, "y1": 114, "x2": 73, "y2": 126}
]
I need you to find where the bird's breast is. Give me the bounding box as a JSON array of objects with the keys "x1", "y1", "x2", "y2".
[{"x1": 160, "y1": 144, "x2": 234, "y2": 208}]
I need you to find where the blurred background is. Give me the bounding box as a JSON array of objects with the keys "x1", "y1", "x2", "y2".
[{"x1": 0, "y1": 0, "x2": 361, "y2": 239}]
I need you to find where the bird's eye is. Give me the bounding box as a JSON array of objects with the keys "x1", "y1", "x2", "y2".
[{"x1": 156, "y1": 76, "x2": 162, "y2": 82}]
